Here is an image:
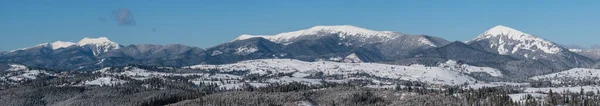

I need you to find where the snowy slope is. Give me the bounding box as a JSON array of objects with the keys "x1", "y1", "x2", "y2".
[
  {"x1": 469, "y1": 25, "x2": 563, "y2": 56},
  {"x1": 343, "y1": 53, "x2": 363, "y2": 63},
  {"x1": 2, "y1": 64, "x2": 49, "y2": 82},
  {"x1": 48, "y1": 41, "x2": 76, "y2": 49},
  {"x1": 508, "y1": 93, "x2": 546, "y2": 103},
  {"x1": 10, "y1": 41, "x2": 76, "y2": 52},
  {"x1": 8, "y1": 37, "x2": 120, "y2": 56},
  {"x1": 235, "y1": 25, "x2": 403, "y2": 44},
  {"x1": 102, "y1": 67, "x2": 205, "y2": 78},
  {"x1": 524, "y1": 86, "x2": 600, "y2": 93},
  {"x1": 84, "y1": 77, "x2": 127, "y2": 86},
  {"x1": 188, "y1": 59, "x2": 486, "y2": 85},
  {"x1": 77, "y1": 37, "x2": 121, "y2": 56},
  {"x1": 439, "y1": 60, "x2": 504, "y2": 77},
  {"x1": 530, "y1": 68, "x2": 600, "y2": 83}
]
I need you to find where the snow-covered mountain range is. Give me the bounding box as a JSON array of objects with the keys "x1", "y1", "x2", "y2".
[{"x1": 0, "y1": 25, "x2": 598, "y2": 82}]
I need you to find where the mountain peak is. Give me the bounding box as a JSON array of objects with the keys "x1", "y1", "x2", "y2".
[
  {"x1": 77, "y1": 37, "x2": 121, "y2": 56},
  {"x1": 235, "y1": 25, "x2": 401, "y2": 43},
  {"x1": 469, "y1": 25, "x2": 563, "y2": 55},
  {"x1": 481, "y1": 25, "x2": 528, "y2": 38},
  {"x1": 77, "y1": 37, "x2": 117, "y2": 46},
  {"x1": 49, "y1": 41, "x2": 76, "y2": 49}
]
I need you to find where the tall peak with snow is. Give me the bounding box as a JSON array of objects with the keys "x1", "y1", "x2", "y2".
[
  {"x1": 469, "y1": 25, "x2": 563, "y2": 56},
  {"x1": 235, "y1": 25, "x2": 402, "y2": 44},
  {"x1": 473, "y1": 25, "x2": 539, "y2": 41},
  {"x1": 77, "y1": 37, "x2": 121, "y2": 56},
  {"x1": 77, "y1": 37, "x2": 118, "y2": 46}
]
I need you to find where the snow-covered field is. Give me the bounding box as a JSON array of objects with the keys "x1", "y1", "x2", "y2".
[
  {"x1": 186, "y1": 59, "x2": 505, "y2": 85},
  {"x1": 466, "y1": 82, "x2": 529, "y2": 89},
  {"x1": 2, "y1": 64, "x2": 49, "y2": 82},
  {"x1": 102, "y1": 67, "x2": 206, "y2": 78},
  {"x1": 530, "y1": 68, "x2": 600, "y2": 83},
  {"x1": 524, "y1": 86, "x2": 600, "y2": 93},
  {"x1": 84, "y1": 77, "x2": 127, "y2": 86},
  {"x1": 508, "y1": 93, "x2": 545, "y2": 103},
  {"x1": 439, "y1": 60, "x2": 504, "y2": 77}
]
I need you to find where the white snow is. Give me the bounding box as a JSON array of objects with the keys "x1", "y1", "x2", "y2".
[
  {"x1": 49, "y1": 41, "x2": 76, "y2": 49},
  {"x1": 235, "y1": 45, "x2": 259, "y2": 55},
  {"x1": 569, "y1": 49, "x2": 583, "y2": 52},
  {"x1": 235, "y1": 25, "x2": 402, "y2": 44},
  {"x1": 77, "y1": 37, "x2": 121, "y2": 56},
  {"x1": 5, "y1": 68, "x2": 49, "y2": 81},
  {"x1": 343, "y1": 53, "x2": 362, "y2": 63},
  {"x1": 8, "y1": 41, "x2": 75, "y2": 52},
  {"x1": 471, "y1": 25, "x2": 562, "y2": 55},
  {"x1": 84, "y1": 77, "x2": 127, "y2": 86},
  {"x1": 439, "y1": 60, "x2": 504, "y2": 77},
  {"x1": 96, "y1": 59, "x2": 106, "y2": 65},
  {"x1": 188, "y1": 59, "x2": 480, "y2": 85},
  {"x1": 328, "y1": 57, "x2": 343, "y2": 61},
  {"x1": 93, "y1": 67, "x2": 111, "y2": 73},
  {"x1": 106, "y1": 67, "x2": 204, "y2": 79},
  {"x1": 508, "y1": 93, "x2": 545, "y2": 103},
  {"x1": 2, "y1": 64, "x2": 50, "y2": 82},
  {"x1": 524, "y1": 86, "x2": 600, "y2": 93},
  {"x1": 466, "y1": 82, "x2": 529, "y2": 89},
  {"x1": 267, "y1": 76, "x2": 323, "y2": 85},
  {"x1": 418, "y1": 37, "x2": 437, "y2": 47},
  {"x1": 292, "y1": 72, "x2": 311, "y2": 78},
  {"x1": 530, "y1": 68, "x2": 600, "y2": 83},
  {"x1": 9, "y1": 37, "x2": 120, "y2": 55},
  {"x1": 19, "y1": 70, "x2": 46, "y2": 79},
  {"x1": 211, "y1": 50, "x2": 223, "y2": 56},
  {"x1": 7, "y1": 64, "x2": 28, "y2": 71}
]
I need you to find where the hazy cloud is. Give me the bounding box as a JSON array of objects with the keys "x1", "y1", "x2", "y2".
[
  {"x1": 99, "y1": 16, "x2": 106, "y2": 22},
  {"x1": 561, "y1": 44, "x2": 600, "y2": 50},
  {"x1": 561, "y1": 44, "x2": 584, "y2": 49},
  {"x1": 112, "y1": 8, "x2": 136, "y2": 26},
  {"x1": 591, "y1": 44, "x2": 600, "y2": 49}
]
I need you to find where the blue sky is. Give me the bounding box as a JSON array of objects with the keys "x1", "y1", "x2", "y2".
[{"x1": 1, "y1": 0, "x2": 599, "y2": 51}]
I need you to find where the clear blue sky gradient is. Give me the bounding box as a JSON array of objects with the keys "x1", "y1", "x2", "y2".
[{"x1": 1, "y1": 0, "x2": 599, "y2": 51}]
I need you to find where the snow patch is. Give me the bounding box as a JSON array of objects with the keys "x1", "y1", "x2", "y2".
[
  {"x1": 439, "y1": 60, "x2": 504, "y2": 77},
  {"x1": 508, "y1": 93, "x2": 545, "y2": 103},
  {"x1": 49, "y1": 41, "x2": 76, "y2": 49},
  {"x1": 84, "y1": 77, "x2": 127, "y2": 86},
  {"x1": 343, "y1": 53, "x2": 362, "y2": 63},
  {"x1": 7, "y1": 64, "x2": 28, "y2": 71},
  {"x1": 418, "y1": 37, "x2": 437, "y2": 47},
  {"x1": 211, "y1": 50, "x2": 223, "y2": 56},
  {"x1": 235, "y1": 45, "x2": 259, "y2": 55},
  {"x1": 569, "y1": 49, "x2": 583, "y2": 52}
]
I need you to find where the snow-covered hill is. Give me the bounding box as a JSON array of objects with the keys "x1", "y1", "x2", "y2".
[
  {"x1": 439, "y1": 60, "x2": 504, "y2": 77},
  {"x1": 0, "y1": 64, "x2": 50, "y2": 83},
  {"x1": 530, "y1": 68, "x2": 600, "y2": 83},
  {"x1": 185, "y1": 59, "x2": 506, "y2": 85}
]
